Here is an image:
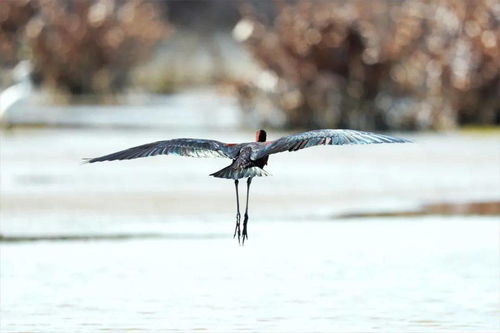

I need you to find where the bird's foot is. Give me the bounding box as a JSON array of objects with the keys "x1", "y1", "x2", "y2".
[
  {"x1": 233, "y1": 212, "x2": 241, "y2": 244},
  {"x1": 241, "y1": 213, "x2": 249, "y2": 245}
]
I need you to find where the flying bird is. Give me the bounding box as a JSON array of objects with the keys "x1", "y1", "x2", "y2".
[{"x1": 86, "y1": 129, "x2": 410, "y2": 244}]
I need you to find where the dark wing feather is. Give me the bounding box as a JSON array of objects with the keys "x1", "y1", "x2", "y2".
[
  {"x1": 85, "y1": 138, "x2": 240, "y2": 163},
  {"x1": 252, "y1": 129, "x2": 411, "y2": 160}
]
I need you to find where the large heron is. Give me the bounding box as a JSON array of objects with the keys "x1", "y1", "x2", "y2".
[{"x1": 86, "y1": 129, "x2": 410, "y2": 244}]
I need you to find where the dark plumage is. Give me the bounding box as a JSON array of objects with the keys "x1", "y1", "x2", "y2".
[
  {"x1": 85, "y1": 138, "x2": 239, "y2": 161},
  {"x1": 86, "y1": 129, "x2": 409, "y2": 179},
  {"x1": 86, "y1": 129, "x2": 411, "y2": 243}
]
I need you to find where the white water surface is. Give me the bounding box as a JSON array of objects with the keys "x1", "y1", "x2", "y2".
[
  {"x1": 1, "y1": 102, "x2": 499, "y2": 332},
  {"x1": 1, "y1": 217, "x2": 498, "y2": 332}
]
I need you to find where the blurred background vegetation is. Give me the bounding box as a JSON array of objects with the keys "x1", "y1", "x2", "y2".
[
  {"x1": 0, "y1": 0, "x2": 498, "y2": 130},
  {"x1": 2, "y1": 3, "x2": 499, "y2": 331}
]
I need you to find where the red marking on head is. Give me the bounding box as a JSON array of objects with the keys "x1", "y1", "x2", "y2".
[
  {"x1": 226, "y1": 143, "x2": 236, "y2": 146},
  {"x1": 255, "y1": 129, "x2": 267, "y2": 142}
]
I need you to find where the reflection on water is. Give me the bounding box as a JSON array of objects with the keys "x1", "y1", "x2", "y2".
[{"x1": 1, "y1": 217, "x2": 498, "y2": 332}]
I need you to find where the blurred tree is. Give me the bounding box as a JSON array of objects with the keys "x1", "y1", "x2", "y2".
[
  {"x1": 235, "y1": 0, "x2": 499, "y2": 130},
  {"x1": 27, "y1": 0, "x2": 170, "y2": 96},
  {"x1": 0, "y1": 0, "x2": 170, "y2": 96},
  {"x1": 0, "y1": 0, "x2": 36, "y2": 67}
]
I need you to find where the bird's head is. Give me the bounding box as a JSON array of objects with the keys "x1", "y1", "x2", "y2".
[{"x1": 255, "y1": 129, "x2": 267, "y2": 142}]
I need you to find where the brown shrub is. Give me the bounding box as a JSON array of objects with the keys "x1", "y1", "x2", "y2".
[
  {"x1": 1, "y1": 0, "x2": 170, "y2": 96},
  {"x1": 0, "y1": 0, "x2": 37, "y2": 66},
  {"x1": 236, "y1": 0, "x2": 499, "y2": 130}
]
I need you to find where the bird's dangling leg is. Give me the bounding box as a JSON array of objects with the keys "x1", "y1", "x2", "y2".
[
  {"x1": 242, "y1": 177, "x2": 252, "y2": 244},
  {"x1": 233, "y1": 179, "x2": 241, "y2": 244}
]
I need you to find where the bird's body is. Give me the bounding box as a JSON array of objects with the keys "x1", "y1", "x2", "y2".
[{"x1": 86, "y1": 129, "x2": 410, "y2": 243}]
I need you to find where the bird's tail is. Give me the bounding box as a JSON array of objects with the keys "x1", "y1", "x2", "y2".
[{"x1": 210, "y1": 165, "x2": 270, "y2": 179}]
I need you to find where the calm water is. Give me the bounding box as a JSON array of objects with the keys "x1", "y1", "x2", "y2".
[
  {"x1": 1, "y1": 110, "x2": 499, "y2": 332},
  {"x1": 1, "y1": 217, "x2": 499, "y2": 332}
]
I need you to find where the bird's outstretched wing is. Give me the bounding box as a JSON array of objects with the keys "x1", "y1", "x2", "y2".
[
  {"x1": 252, "y1": 129, "x2": 410, "y2": 160},
  {"x1": 85, "y1": 138, "x2": 241, "y2": 163}
]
